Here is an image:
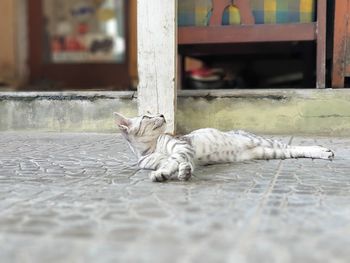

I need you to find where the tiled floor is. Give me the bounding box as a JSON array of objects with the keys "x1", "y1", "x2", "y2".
[{"x1": 0, "y1": 132, "x2": 349, "y2": 263}]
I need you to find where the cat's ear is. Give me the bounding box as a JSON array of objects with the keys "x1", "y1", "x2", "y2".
[{"x1": 113, "y1": 112, "x2": 131, "y2": 132}]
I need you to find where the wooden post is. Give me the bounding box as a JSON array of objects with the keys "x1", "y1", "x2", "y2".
[
  {"x1": 129, "y1": 0, "x2": 138, "y2": 87},
  {"x1": 137, "y1": 0, "x2": 177, "y2": 133},
  {"x1": 316, "y1": 0, "x2": 327, "y2": 89},
  {"x1": 0, "y1": 0, "x2": 28, "y2": 86},
  {"x1": 332, "y1": 0, "x2": 349, "y2": 88},
  {"x1": 0, "y1": 0, "x2": 17, "y2": 84}
]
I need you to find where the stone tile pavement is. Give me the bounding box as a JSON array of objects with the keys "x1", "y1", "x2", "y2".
[{"x1": 0, "y1": 132, "x2": 349, "y2": 263}]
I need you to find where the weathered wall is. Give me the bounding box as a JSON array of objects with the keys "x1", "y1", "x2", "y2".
[
  {"x1": 1, "y1": 90, "x2": 350, "y2": 136},
  {"x1": 177, "y1": 90, "x2": 350, "y2": 136},
  {"x1": 0, "y1": 92, "x2": 137, "y2": 132}
]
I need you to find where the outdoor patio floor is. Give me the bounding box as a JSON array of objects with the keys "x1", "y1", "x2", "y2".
[{"x1": 0, "y1": 132, "x2": 349, "y2": 263}]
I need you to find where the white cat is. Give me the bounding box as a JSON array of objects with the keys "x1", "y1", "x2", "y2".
[{"x1": 114, "y1": 112, "x2": 334, "y2": 182}]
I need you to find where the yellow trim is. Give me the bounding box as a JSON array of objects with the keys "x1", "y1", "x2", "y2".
[
  {"x1": 264, "y1": 0, "x2": 276, "y2": 23},
  {"x1": 300, "y1": 0, "x2": 313, "y2": 12},
  {"x1": 228, "y1": 5, "x2": 241, "y2": 25},
  {"x1": 264, "y1": 0, "x2": 276, "y2": 11}
]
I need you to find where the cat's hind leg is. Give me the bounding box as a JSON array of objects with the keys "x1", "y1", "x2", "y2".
[
  {"x1": 243, "y1": 145, "x2": 334, "y2": 161},
  {"x1": 286, "y1": 146, "x2": 334, "y2": 160},
  {"x1": 229, "y1": 131, "x2": 335, "y2": 161}
]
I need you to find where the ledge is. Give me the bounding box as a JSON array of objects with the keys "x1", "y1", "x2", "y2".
[
  {"x1": 178, "y1": 88, "x2": 348, "y2": 99},
  {"x1": 0, "y1": 91, "x2": 136, "y2": 101},
  {"x1": 1, "y1": 88, "x2": 348, "y2": 101}
]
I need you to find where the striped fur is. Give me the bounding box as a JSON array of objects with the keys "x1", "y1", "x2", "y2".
[{"x1": 114, "y1": 113, "x2": 334, "y2": 182}]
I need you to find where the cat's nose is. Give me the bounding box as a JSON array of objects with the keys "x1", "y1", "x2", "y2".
[{"x1": 159, "y1": 114, "x2": 166, "y2": 123}]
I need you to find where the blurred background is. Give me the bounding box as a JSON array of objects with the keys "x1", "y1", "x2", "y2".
[
  {"x1": 0, "y1": 0, "x2": 137, "y2": 90},
  {"x1": 0, "y1": 0, "x2": 338, "y2": 90}
]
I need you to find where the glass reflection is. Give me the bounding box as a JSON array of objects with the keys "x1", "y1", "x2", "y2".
[{"x1": 43, "y1": 0, "x2": 125, "y2": 63}]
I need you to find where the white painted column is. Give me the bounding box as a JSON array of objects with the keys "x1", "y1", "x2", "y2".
[{"x1": 137, "y1": 0, "x2": 177, "y2": 133}]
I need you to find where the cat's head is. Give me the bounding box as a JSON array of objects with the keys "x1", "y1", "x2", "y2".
[{"x1": 114, "y1": 112, "x2": 167, "y2": 156}]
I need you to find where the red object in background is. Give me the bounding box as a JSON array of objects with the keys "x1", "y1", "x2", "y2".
[
  {"x1": 190, "y1": 67, "x2": 215, "y2": 78},
  {"x1": 65, "y1": 37, "x2": 86, "y2": 51},
  {"x1": 188, "y1": 67, "x2": 224, "y2": 81},
  {"x1": 77, "y1": 23, "x2": 89, "y2": 34},
  {"x1": 51, "y1": 38, "x2": 63, "y2": 52}
]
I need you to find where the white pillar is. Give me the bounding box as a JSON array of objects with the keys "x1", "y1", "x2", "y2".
[{"x1": 137, "y1": 0, "x2": 177, "y2": 133}]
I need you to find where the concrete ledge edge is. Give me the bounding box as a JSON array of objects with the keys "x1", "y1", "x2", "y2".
[{"x1": 0, "y1": 91, "x2": 137, "y2": 101}]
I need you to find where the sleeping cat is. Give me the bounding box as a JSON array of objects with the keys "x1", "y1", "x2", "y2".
[{"x1": 114, "y1": 112, "x2": 334, "y2": 182}]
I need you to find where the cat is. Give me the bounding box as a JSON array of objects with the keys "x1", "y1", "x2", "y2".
[{"x1": 114, "y1": 112, "x2": 335, "y2": 182}]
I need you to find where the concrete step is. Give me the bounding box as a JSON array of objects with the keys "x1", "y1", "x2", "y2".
[
  {"x1": 0, "y1": 91, "x2": 137, "y2": 133},
  {"x1": 1, "y1": 89, "x2": 350, "y2": 135}
]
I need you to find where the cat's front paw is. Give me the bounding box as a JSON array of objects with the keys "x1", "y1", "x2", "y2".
[
  {"x1": 178, "y1": 162, "x2": 193, "y2": 181},
  {"x1": 149, "y1": 170, "x2": 171, "y2": 182}
]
